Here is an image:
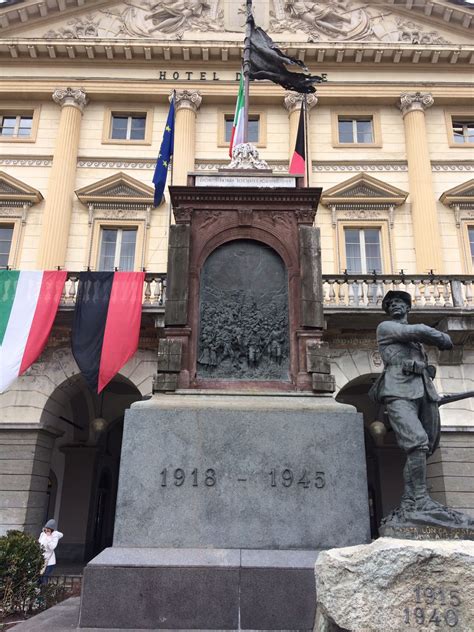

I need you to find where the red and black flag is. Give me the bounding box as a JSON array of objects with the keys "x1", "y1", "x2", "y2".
[
  {"x1": 72, "y1": 271, "x2": 145, "y2": 393},
  {"x1": 289, "y1": 103, "x2": 306, "y2": 179}
]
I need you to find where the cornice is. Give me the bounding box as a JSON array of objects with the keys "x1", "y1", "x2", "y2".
[{"x1": 0, "y1": 39, "x2": 473, "y2": 67}]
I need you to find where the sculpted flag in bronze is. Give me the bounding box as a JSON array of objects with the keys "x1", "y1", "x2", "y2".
[
  {"x1": 370, "y1": 290, "x2": 474, "y2": 539},
  {"x1": 247, "y1": 15, "x2": 322, "y2": 94}
]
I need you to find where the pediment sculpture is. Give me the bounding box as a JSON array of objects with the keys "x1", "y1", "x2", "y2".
[{"x1": 40, "y1": 0, "x2": 456, "y2": 43}]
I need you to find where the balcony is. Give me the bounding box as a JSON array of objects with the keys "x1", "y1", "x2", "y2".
[{"x1": 59, "y1": 272, "x2": 474, "y2": 327}]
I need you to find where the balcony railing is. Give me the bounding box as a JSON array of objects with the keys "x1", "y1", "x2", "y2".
[
  {"x1": 59, "y1": 273, "x2": 474, "y2": 311},
  {"x1": 322, "y1": 274, "x2": 473, "y2": 310},
  {"x1": 60, "y1": 273, "x2": 167, "y2": 309}
]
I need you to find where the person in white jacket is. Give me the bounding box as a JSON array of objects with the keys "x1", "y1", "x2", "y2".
[{"x1": 38, "y1": 519, "x2": 63, "y2": 583}]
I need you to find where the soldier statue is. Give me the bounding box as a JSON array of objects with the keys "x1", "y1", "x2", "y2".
[{"x1": 370, "y1": 290, "x2": 473, "y2": 534}]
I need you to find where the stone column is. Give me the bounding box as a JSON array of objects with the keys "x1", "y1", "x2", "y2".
[
  {"x1": 399, "y1": 92, "x2": 443, "y2": 273},
  {"x1": 172, "y1": 90, "x2": 202, "y2": 186},
  {"x1": 37, "y1": 87, "x2": 88, "y2": 269},
  {"x1": 284, "y1": 92, "x2": 318, "y2": 176}
]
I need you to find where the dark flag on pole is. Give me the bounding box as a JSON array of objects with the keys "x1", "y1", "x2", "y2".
[
  {"x1": 289, "y1": 102, "x2": 306, "y2": 180},
  {"x1": 152, "y1": 93, "x2": 175, "y2": 207},
  {"x1": 247, "y1": 15, "x2": 322, "y2": 94}
]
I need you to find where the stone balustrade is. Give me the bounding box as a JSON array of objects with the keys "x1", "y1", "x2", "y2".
[
  {"x1": 322, "y1": 274, "x2": 473, "y2": 310},
  {"x1": 58, "y1": 272, "x2": 473, "y2": 311},
  {"x1": 60, "y1": 272, "x2": 167, "y2": 309}
]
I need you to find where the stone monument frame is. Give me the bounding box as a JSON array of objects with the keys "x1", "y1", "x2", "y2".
[{"x1": 158, "y1": 178, "x2": 332, "y2": 393}]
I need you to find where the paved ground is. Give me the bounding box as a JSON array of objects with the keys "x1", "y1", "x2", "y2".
[{"x1": 9, "y1": 597, "x2": 277, "y2": 632}]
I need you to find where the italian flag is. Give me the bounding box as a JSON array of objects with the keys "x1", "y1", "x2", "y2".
[
  {"x1": 229, "y1": 72, "x2": 245, "y2": 157},
  {"x1": 0, "y1": 270, "x2": 67, "y2": 393}
]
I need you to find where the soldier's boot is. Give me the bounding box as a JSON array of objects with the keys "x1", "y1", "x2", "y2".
[
  {"x1": 408, "y1": 449, "x2": 444, "y2": 512},
  {"x1": 400, "y1": 458, "x2": 415, "y2": 512}
]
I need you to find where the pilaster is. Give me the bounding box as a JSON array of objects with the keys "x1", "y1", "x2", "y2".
[
  {"x1": 36, "y1": 87, "x2": 88, "y2": 269},
  {"x1": 172, "y1": 90, "x2": 202, "y2": 186},
  {"x1": 399, "y1": 92, "x2": 443, "y2": 273}
]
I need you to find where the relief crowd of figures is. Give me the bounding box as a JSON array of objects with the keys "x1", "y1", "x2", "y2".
[{"x1": 198, "y1": 292, "x2": 288, "y2": 378}]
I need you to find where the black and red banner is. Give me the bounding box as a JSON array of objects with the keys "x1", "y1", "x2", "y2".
[
  {"x1": 289, "y1": 103, "x2": 306, "y2": 178},
  {"x1": 72, "y1": 272, "x2": 145, "y2": 393}
]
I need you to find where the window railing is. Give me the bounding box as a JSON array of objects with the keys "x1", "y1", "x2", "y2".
[{"x1": 59, "y1": 273, "x2": 474, "y2": 311}]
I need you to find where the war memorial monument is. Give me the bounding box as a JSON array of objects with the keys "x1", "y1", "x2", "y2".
[
  {"x1": 76, "y1": 145, "x2": 473, "y2": 631},
  {"x1": 77, "y1": 4, "x2": 473, "y2": 630}
]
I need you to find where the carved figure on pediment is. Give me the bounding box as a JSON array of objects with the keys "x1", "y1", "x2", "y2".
[
  {"x1": 145, "y1": 0, "x2": 207, "y2": 34},
  {"x1": 44, "y1": 0, "x2": 223, "y2": 39},
  {"x1": 271, "y1": 0, "x2": 371, "y2": 41},
  {"x1": 270, "y1": 0, "x2": 452, "y2": 44},
  {"x1": 286, "y1": 0, "x2": 352, "y2": 35}
]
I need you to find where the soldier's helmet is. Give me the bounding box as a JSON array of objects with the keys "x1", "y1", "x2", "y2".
[{"x1": 382, "y1": 290, "x2": 412, "y2": 314}]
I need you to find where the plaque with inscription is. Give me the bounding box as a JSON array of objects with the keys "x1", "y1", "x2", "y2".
[{"x1": 198, "y1": 239, "x2": 289, "y2": 380}]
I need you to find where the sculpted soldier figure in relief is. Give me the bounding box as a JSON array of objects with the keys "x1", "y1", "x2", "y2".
[{"x1": 370, "y1": 291, "x2": 473, "y2": 535}]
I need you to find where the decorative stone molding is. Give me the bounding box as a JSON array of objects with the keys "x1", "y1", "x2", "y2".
[
  {"x1": 52, "y1": 87, "x2": 88, "y2": 112},
  {"x1": 0, "y1": 158, "x2": 53, "y2": 167},
  {"x1": 173, "y1": 90, "x2": 202, "y2": 113},
  {"x1": 314, "y1": 162, "x2": 408, "y2": 173},
  {"x1": 398, "y1": 92, "x2": 434, "y2": 117},
  {"x1": 283, "y1": 92, "x2": 318, "y2": 115}
]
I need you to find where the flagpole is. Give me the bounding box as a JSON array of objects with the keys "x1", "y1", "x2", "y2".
[
  {"x1": 243, "y1": 0, "x2": 253, "y2": 143},
  {"x1": 168, "y1": 90, "x2": 176, "y2": 229},
  {"x1": 303, "y1": 94, "x2": 310, "y2": 187}
]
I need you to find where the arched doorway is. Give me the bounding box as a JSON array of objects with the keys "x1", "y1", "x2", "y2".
[
  {"x1": 336, "y1": 374, "x2": 405, "y2": 537},
  {"x1": 40, "y1": 373, "x2": 142, "y2": 562}
]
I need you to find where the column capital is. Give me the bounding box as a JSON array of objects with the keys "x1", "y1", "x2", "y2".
[
  {"x1": 52, "y1": 87, "x2": 88, "y2": 112},
  {"x1": 283, "y1": 92, "x2": 318, "y2": 115},
  {"x1": 398, "y1": 92, "x2": 434, "y2": 117},
  {"x1": 172, "y1": 89, "x2": 202, "y2": 113}
]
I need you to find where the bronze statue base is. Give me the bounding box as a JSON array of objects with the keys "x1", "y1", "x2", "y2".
[
  {"x1": 380, "y1": 502, "x2": 474, "y2": 540},
  {"x1": 380, "y1": 523, "x2": 474, "y2": 541}
]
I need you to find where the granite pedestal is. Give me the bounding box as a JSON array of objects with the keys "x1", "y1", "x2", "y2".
[{"x1": 79, "y1": 393, "x2": 370, "y2": 630}]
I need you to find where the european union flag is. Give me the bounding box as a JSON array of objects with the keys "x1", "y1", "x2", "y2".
[{"x1": 153, "y1": 95, "x2": 175, "y2": 207}]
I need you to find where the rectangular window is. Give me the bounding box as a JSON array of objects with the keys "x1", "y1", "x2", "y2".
[
  {"x1": 98, "y1": 228, "x2": 137, "y2": 271},
  {"x1": 110, "y1": 114, "x2": 147, "y2": 141},
  {"x1": 344, "y1": 228, "x2": 382, "y2": 274},
  {"x1": 338, "y1": 117, "x2": 374, "y2": 144},
  {"x1": 452, "y1": 120, "x2": 474, "y2": 144},
  {"x1": 224, "y1": 114, "x2": 260, "y2": 143},
  {"x1": 0, "y1": 114, "x2": 33, "y2": 138},
  {"x1": 0, "y1": 225, "x2": 14, "y2": 268}
]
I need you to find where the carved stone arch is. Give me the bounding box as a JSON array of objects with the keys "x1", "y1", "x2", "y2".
[{"x1": 197, "y1": 226, "x2": 297, "y2": 275}]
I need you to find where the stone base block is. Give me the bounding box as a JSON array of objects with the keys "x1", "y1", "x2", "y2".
[
  {"x1": 314, "y1": 538, "x2": 474, "y2": 632},
  {"x1": 79, "y1": 547, "x2": 319, "y2": 630},
  {"x1": 113, "y1": 393, "x2": 370, "y2": 550}
]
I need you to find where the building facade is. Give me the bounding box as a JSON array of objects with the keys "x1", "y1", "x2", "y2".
[{"x1": 0, "y1": 0, "x2": 473, "y2": 559}]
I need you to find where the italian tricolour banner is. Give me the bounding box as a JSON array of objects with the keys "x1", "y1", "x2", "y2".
[
  {"x1": 229, "y1": 72, "x2": 245, "y2": 157},
  {"x1": 72, "y1": 271, "x2": 145, "y2": 393},
  {"x1": 0, "y1": 270, "x2": 67, "y2": 393}
]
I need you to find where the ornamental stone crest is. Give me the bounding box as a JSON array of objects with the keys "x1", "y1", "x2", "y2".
[{"x1": 227, "y1": 144, "x2": 270, "y2": 171}]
